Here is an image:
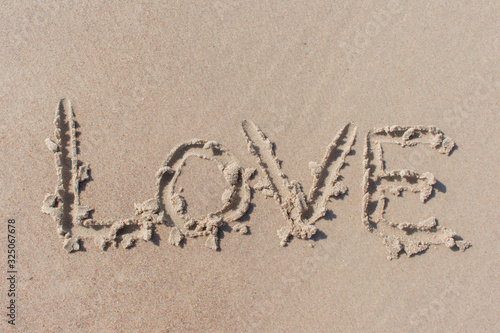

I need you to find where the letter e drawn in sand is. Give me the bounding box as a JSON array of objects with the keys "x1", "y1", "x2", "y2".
[{"x1": 361, "y1": 126, "x2": 471, "y2": 260}]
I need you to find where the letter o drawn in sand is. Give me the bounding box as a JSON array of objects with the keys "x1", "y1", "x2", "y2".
[{"x1": 156, "y1": 140, "x2": 253, "y2": 250}]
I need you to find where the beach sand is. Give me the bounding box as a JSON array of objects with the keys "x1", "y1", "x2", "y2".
[{"x1": 1, "y1": 1, "x2": 499, "y2": 332}]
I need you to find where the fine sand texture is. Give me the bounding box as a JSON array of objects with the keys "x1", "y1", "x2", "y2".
[{"x1": 1, "y1": 1, "x2": 499, "y2": 332}]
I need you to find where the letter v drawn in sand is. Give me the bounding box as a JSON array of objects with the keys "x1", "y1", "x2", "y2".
[{"x1": 242, "y1": 120, "x2": 357, "y2": 246}]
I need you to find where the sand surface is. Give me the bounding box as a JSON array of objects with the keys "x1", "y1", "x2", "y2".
[{"x1": 1, "y1": 1, "x2": 499, "y2": 332}]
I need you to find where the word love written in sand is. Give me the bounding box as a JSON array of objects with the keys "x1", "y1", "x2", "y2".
[{"x1": 42, "y1": 99, "x2": 470, "y2": 260}]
